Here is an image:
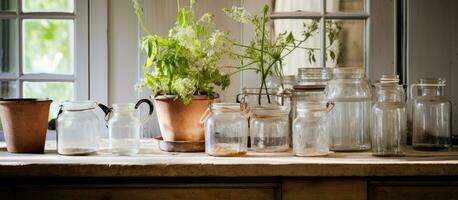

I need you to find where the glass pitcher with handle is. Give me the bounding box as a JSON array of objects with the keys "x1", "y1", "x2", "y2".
[{"x1": 105, "y1": 99, "x2": 154, "y2": 155}]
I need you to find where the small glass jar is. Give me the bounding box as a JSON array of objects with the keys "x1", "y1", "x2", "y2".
[
  {"x1": 107, "y1": 99, "x2": 154, "y2": 155},
  {"x1": 293, "y1": 101, "x2": 333, "y2": 156},
  {"x1": 411, "y1": 78, "x2": 452, "y2": 151},
  {"x1": 325, "y1": 67, "x2": 372, "y2": 152},
  {"x1": 57, "y1": 101, "x2": 103, "y2": 156},
  {"x1": 204, "y1": 103, "x2": 248, "y2": 157},
  {"x1": 249, "y1": 106, "x2": 290, "y2": 152},
  {"x1": 371, "y1": 75, "x2": 406, "y2": 156}
]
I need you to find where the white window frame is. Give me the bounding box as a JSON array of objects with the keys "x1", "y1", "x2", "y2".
[
  {"x1": 270, "y1": 0, "x2": 371, "y2": 74},
  {"x1": 0, "y1": 0, "x2": 106, "y2": 102}
]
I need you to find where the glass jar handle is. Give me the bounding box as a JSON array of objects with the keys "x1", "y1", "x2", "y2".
[
  {"x1": 134, "y1": 98, "x2": 154, "y2": 124},
  {"x1": 409, "y1": 83, "x2": 418, "y2": 100}
]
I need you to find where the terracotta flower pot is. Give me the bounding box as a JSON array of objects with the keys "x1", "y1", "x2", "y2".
[
  {"x1": 0, "y1": 98, "x2": 52, "y2": 153},
  {"x1": 154, "y1": 95, "x2": 214, "y2": 141}
]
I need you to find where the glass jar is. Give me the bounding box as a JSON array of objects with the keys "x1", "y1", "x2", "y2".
[
  {"x1": 293, "y1": 101, "x2": 333, "y2": 156},
  {"x1": 291, "y1": 67, "x2": 331, "y2": 121},
  {"x1": 325, "y1": 67, "x2": 372, "y2": 152},
  {"x1": 249, "y1": 106, "x2": 290, "y2": 152},
  {"x1": 107, "y1": 99, "x2": 154, "y2": 155},
  {"x1": 411, "y1": 78, "x2": 452, "y2": 151},
  {"x1": 236, "y1": 88, "x2": 284, "y2": 107},
  {"x1": 203, "y1": 103, "x2": 248, "y2": 156},
  {"x1": 57, "y1": 101, "x2": 108, "y2": 156},
  {"x1": 371, "y1": 75, "x2": 406, "y2": 156}
]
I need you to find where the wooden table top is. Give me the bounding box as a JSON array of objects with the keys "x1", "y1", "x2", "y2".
[{"x1": 0, "y1": 140, "x2": 457, "y2": 177}]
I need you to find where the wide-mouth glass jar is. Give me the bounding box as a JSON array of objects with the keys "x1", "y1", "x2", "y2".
[
  {"x1": 204, "y1": 103, "x2": 249, "y2": 156},
  {"x1": 249, "y1": 106, "x2": 290, "y2": 152},
  {"x1": 371, "y1": 75, "x2": 406, "y2": 156},
  {"x1": 325, "y1": 67, "x2": 372, "y2": 152},
  {"x1": 411, "y1": 78, "x2": 452, "y2": 151},
  {"x1": 57, "y1": 101, "x2": 102, "y2": 156},
  {"x1": 293, "y1": 101, "x2": 333, "y2": 156}
]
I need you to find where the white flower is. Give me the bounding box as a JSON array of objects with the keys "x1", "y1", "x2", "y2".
[
  {"x1": 224, "y1": 6, "x2": 251, "y2": 24},
  {"x1": 173, "y1": 78, "x2": 197, "y2": 99}
]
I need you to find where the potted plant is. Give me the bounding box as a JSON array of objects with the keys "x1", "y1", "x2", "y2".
[{"x1": 133, "y1": 0, "x2": 231, "y2": 142}]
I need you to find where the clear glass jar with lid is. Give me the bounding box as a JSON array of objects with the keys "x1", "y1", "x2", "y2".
[
  {"x1": 107, "y1": 99, "x2": 154, "y2": 155},
  {"x1": 325, "y1": 67, "x2": 372, "y2": 152},
  {"x1": 293, "y1": 101, "x2": 334, "y2": 156},
  {"x1": 203, "y1": 103, "x2": 249, "y2": 156},
  {"x1": 249, "y1": 106, "x2": 290, "y2": 152},
  {"x1": 57, "y1": 101, "x2": 109, "y2": 156},
  {"x1": 411, "y1": 78, "x2": 452, "y2": 151},
  {"x1": 371, "y1": 75, "x2": 406, "y2": 156}
]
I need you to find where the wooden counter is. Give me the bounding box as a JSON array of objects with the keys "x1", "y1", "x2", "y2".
[{"x1": 1, "y1": 140, "x2": 458, "y2": 200}]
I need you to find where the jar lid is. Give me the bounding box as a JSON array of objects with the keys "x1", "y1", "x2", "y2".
[
  {"x1": 249, "y1": 106, "x2": 290, "y2": 118},
  {"x1": 417, "y1": 78, "x2": 446, "y2": 85},
  {"x1": 210, "y1": 103, "x2": 244, "y2": 112},
  {"x1": 332, "y1": 67, "x2": 365, "y2": 79},
  {"x1": 112, "y1": 103, "x2": 137, "y2": 112},
  {"x1": 297, "y1": 67, "x2": 331, "y2": 81},
  {"x1": 62, "y1": 101, "x2": 96, "y2": 111},
  {"x1": 296, "y1": 101, "x2": 330, "y2": 112}
]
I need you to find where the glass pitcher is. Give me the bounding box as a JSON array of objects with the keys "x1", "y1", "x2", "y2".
[
  {"x1": 203, "y1": 103, "x2": 249, "y2": 157},
  {"x1": 106, "y1": 99, "x2": 154, "y2": 155},
  {"x1": 293, "y1": 101, "x2": 334, "y2": 156},
  {"x1": 371, "y1": 75, "x2": 406, "y2": 156},
  {"x1": 57, "y1": 101, "x2": 110, "y2": 156},
  {"x1": 410, "y1": 78, "x2": 452, "y2": 151},
  {"x1": 325, "y1": 67, "x2": 372, "y2": 152}
]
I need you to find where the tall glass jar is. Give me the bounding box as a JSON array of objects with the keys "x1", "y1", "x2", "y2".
[
  {"x1": 204, "y1": 103, "x2": 248, "y2": 156},
  {"x1": 249, "y1": 106, "x2": 290, "y2": 152},
  {"x1": 107, "y1": 99, "x2": 154, "y2": 155},
  {"x1": 293, "y1": 101, "x2": 333, "y2": 156},
  {"x1": 325, "y1": 67, "x2": 372, "y2": 152},
  {"x1": 57, "y1": 101, "x2": 104, "y2": 156},
  {"x1": 371, "y1": 75, "x2": 406, "y2": 156},
  {"x1": 411, "y1": 78, "x2": 452, "y2": 151}
]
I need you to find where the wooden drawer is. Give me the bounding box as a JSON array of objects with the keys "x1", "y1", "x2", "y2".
[
  {"x1": 13, "y1": 183, "x2": 280, "y2": 200},
  {"x1": 369, "y1": 181, "x2": 458, "y2": 200}
]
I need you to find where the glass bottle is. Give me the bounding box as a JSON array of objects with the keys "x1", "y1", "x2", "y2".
[
  {"x1": 371, "y1": 75, "x2": 406, "y2": 156},
  {"x1": 293, "y1": 101, "x2": 333, "y2": 156},
  {"x1": 57, "y1": 101, "x2": 108, "y2": 156},
  {"x1": 107, "y1": 99, "x2": 154, "y2": 155},
  {"x1": 325, "y1": 67, "x2": 372, "y2": 152},
  {"x1": 203, "y1": 103, "x2": 249, "y2": 156},
  {"x1": 249, "y1": 106, "x2": 290, "y2": 152},
  {"x1": 411, "y1": 78, "x2": 452, "y2": 151}
]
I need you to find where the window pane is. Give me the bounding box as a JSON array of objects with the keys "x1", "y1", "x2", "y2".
[
  {"x1": 23, "y1": 81, "x2": 73, "y2": 120},
  {"x1": 22, "y1": 0, "x2": 73, "y2": 13},
  {"x1": 274, "y1": 19, "x2": 321, "y2": 76},
  {"x1": 325, "y1": 20, "x2": 364, "y2": 68},
  {"x1": 0, "y1": 0, "x2": 17, "y2": 11},
  {"x1": 0, "y1": 81, "x2": 16, "y2": 98},
  {"x1": 327, "y1": 0, "x2": 364, "y2": 12},
  {"x1": 0, "y1": 19, "x2": 17, "y2": 73},
  {"x1": 274, "y1": 0, "x2": 321, "y2": 12},
  {"x1": 23, "y1": 19, "x2": 74, "y2": 74}
]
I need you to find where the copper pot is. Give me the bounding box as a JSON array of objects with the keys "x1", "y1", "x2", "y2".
[
  {"x1": 154, "y1": 96, "x2": 214, "y2": 141},
  {"x1": 0, "y1": 98, "x2": 52, "y2": 153}
]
